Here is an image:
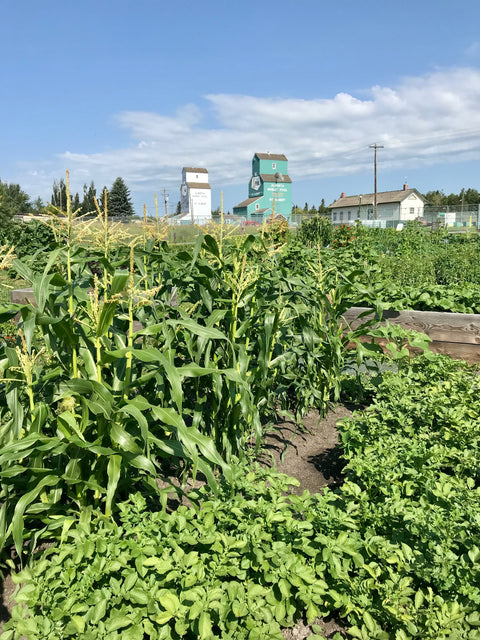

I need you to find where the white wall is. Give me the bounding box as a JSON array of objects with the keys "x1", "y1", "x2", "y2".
[
  {"x1": 180, "y1": 169, "x2": 210, "y2": 215},
  {"x1": 185, "y1": 170, "x2": 209, "y2": 184},
  {"x1": 332, "y1": 197, "x2": 424, "y2": 223},
  {"x1": 399, "y1": 194, "x2": 424, "y2": 220},
  {"x1": 190, "y1": 188, "x2": 211, "y2": 219}
]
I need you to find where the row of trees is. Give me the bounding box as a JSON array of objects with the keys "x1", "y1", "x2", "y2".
[
  {"x1": 423, "y1": 188, "x2": 480, "y2": 206},
  {"x1": 0, "y1": 177, "x2": 135, "y2": 229},
  {"x1": 291, "y1": 200, "x2": 330, "y2": 216},
  {"x1": 51, "y1": 177, "x2": 135, "y2": 219}
]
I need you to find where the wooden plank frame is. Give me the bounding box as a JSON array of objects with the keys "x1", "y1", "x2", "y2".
[{"x1": 343, "y1": 307, "x2": 480, "y2": 363}]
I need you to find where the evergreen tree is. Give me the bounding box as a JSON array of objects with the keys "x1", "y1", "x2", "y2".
[
  {"x1": 108, "y1": 177, "x2": 135, "y2": 219},
  {"x1": 176, "y1": 200, "x2": 181, "y2": 216},
  {"x1": 81, "y1": 182, "x2": 97, "y2": 215},
  {"x1": 72, "y1": 192, "x2": 80, "y2": 213},
  {"x1": 99, "y1": 187, "x2": 108, "y2": 212},
  {"x1": 318, "y1": 198, "x2": 328, "y2": 214}
]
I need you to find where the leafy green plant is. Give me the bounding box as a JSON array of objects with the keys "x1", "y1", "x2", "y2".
[
  {"x1": 332, "y1": 224, "x2": 355, "y2": 249},
  {"x1": 3, "y1": 355, "x2": 480, "y2": 639},
  {"x1": 296, "y1": 216, "x2": 333, "y2": 248}
]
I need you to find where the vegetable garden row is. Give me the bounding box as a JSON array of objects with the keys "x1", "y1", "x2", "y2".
[{"x1": 0, "y1": 205, "x2": 479, "y2": 639}]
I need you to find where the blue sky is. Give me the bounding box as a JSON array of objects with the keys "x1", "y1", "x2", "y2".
[{"x1": 1, "y1": 0, "x2": 479, "y2": 215}]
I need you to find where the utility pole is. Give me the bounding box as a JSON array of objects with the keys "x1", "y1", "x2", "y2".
[
  {"x1": 163, "y1": 188, "x2": 169, "y2": 218},
  {"x1": 369, "y1": 143, "x2": 384, "y2": 220}
]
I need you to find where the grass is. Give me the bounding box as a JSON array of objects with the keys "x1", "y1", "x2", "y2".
[{"x1": 0, "y1": 272, "x2": 26, "y2": 305}]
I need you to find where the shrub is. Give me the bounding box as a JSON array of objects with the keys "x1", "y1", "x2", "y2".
[{"x1": 297, "y1": 215, "x2": 333, "y2": 247}]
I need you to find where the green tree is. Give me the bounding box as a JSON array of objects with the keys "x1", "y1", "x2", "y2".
[
  {"x1": 464, "y1": 188, "x2": 480, "y2": 204},
  {"x1": 318, "y1": 198, "x2": 329, "y2": 214},
  {"x1": 176, "y1": 201, "x2": 182, "y2": 216},
  {"x1": 424, "y1": 190, "x2": 446, "y2": 205},
  {"x1": 81, "y1": 181, "x2": 97, "y2": 215},
  {"x1": 108, "y1": 177, "x2": 135, "y2": 219},
  {"x1": 423, "y1": 188, "x2": 480, "y2": 206},
  {"x1": 98, "y1": 186, "x2": 108, "y2": 212},
  {"x1": 30, "y1": 197, "x2": 46, "y2": 215},
  {"x1": 72, "y1": 192, "x2": 80, "y2": 213},
  {"x1": 51, "y1": 179, "x2": 67, "y2": 210},
  {"x1": 0, "y1": 180, "x2": 30, "y2": 227}
]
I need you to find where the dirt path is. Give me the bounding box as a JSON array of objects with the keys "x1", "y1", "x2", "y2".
[
  {"x1": 261, "y1": 405, "x2": 351, "y2": 493},
  {"x1": 260, "y1": 406, "x2": 352, "y2": 639}
]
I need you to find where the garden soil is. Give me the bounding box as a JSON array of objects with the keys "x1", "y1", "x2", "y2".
[
  {"x1": 0, "y1": 406, "x2": 351, "y2": 638},
  {"x1": 260, "y1": 406, "x2": 352, "y2": 639}
]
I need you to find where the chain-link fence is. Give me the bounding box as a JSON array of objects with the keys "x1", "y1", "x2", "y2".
[{"x1": 423, "y1": 204, "x2": 480, "y2": 228}]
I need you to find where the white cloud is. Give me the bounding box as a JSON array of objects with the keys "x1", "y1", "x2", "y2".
[{"x1": 17, "y1": 67, "x2": 480, "y2": 204}]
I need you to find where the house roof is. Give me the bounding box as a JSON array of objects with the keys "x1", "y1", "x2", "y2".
[
  {"x1": 254, "y1": 153, "x2": 288, "y2": 161},
  {"x1": 329, "y1": 189, "x2": 427, "y2": 208},
  {"x1": 233, "y1": 196, "x2": 261, "y2": 209},
  {"x1": 183, "y1": 167, "x2": 208, "y2": 173},
  {"x1": 186, "y1": 182, "x2": 211, "y2": 189},
  {"x1": 260, "y1": 173, "x2": 292, "y2": 183}
]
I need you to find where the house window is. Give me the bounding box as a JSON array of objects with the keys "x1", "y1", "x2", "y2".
[
  {"x1": 272, "y1": 163, "x2": 276, "y2": 170},
  {"x1": 333, "y1": 213, "x2": 337, "y2": 221},
  {"x1": 255, "y1": 204, "x2": 259, "y2": 210},
  {"x1": 348, "y1": 211, "x2": 351, "y2": 221},
  {"x1": 410, "y1": 207, "x2": 415, "y2": 215}
]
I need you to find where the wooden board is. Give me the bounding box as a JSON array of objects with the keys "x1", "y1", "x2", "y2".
[
  {"x1": 343, "y1": 307, "x2": 480, "y2": 363},
  {"x1": 10, "y1": 288, "x2": 35, "y2": 305}
]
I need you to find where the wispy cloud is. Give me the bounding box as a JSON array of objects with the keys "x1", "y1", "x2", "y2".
[{"x1": 18, "y1": 67, "x2": 480, "y2": 202}]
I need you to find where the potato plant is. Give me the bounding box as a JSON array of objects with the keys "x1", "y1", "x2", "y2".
[{"x1": 3, "y1": 356, "x2": 480, "y2": 639}]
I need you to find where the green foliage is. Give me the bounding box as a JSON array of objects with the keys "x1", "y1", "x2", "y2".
[
  {"x1": 81, "y1": 181, "x2": 97, "y2": 215},
  {"x1": 423, "y1": 187, "x2": 480, "y2": 206},
  {"x1": 4, "y1": 356, "x2": 480, "y2": 639},
  {"x1": 297, "y1": 216, "x2": 333, "y2": 247},
  {"x1": 332, "y1": 223, "x2": 355, "y2": 249},
  {"x1": 109, "y1": 177, "x2": 135, "y2": 219},
  {"x1": 0, "y1": 221, "x2": 56, "y2": 265},
  {"x1": 0, "y1": 231, "x2": 379, "y2": 558},
  {"x1": 50, "y1": 179, "x2": 67, "y2": 210},
  {"x1": 315, "y1": 224, "x2": 480, "y2": 313},
  {"x1": 0, "y1": 181, "x2": 30, "y2": 228}
]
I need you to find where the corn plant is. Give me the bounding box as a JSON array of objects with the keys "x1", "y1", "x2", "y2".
[{"x1": 0, "y1": 242, "x2": 235, "y2": 558}]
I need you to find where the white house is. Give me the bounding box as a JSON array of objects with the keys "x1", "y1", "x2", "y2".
[
  {"x1": 171, "y1": 167, "x2": 211, "y2": 225},
  {"x1": 329, "y1": 184, "x2": 427, "y2": 225}
]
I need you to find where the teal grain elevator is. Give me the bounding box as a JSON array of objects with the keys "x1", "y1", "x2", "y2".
[{"x1": 233, "y1": 153, "x2": 292, "y2": 220}]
